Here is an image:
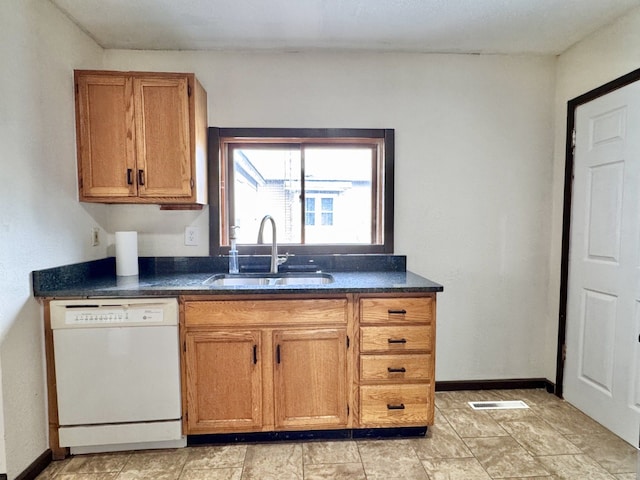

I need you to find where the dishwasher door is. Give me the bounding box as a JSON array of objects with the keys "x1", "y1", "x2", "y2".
[
  {"x1": 50, "y1": 298, "x2": 182, "y2": 451},
  {"x1": 54, "y1": 324, "x2": 181, "y2": 425}
]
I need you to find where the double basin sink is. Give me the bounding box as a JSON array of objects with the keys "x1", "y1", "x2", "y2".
[{"x1": 203, "y1": 272, "x2": 334, "y2": 287}]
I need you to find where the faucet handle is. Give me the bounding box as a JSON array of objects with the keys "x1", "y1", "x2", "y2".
[{"x1": 277, "y1": 252, "x2": 292, "y2": 266}]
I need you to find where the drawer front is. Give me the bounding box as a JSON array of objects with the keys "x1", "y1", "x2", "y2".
[
  {"x1": 360, "y1": 326, "x2": 432, "y2": 353},
  {"x1": 360, "y1": 354, "x2": 432, "y2": 382},
  {"x1": 185, "y1": 299, "x2": 348, "y2": 326},
  {"x1": 360, "y1": 297, "x2": 433, "y2": 325},
  {"x1": 360, "y1": 384, "x2": 431, "y2": 426}
]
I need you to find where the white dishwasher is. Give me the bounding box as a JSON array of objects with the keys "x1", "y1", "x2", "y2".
[{"x1": 50, "y1": 298, "x2": 185, "y2": 454}]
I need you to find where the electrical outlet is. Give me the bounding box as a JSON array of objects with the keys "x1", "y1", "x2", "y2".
[
  {"x1": 185, "y1": 226, "x2": 199, "y2": 246},
  {"x1": 91, "y1": 227, "x2": 100, "y2": 246}
]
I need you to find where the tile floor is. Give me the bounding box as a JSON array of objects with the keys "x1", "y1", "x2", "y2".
[{"x1": 36, "y1": 389, "x2": 638, "y2": 480}]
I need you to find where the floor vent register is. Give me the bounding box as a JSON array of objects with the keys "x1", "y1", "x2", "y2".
[{"x1": 468, "y1": 400, "x2": 529, "y2": 410}]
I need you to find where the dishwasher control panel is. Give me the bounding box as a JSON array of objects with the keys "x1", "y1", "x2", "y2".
[
  {"x1": 50, "y1": 298, "x2": 178, "y2": 329},
  {"x1": 64, "y1": 307, "x2": 164, "y2": 325}
]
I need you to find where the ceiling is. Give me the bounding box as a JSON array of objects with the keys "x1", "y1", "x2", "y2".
[{"x1": 50, "y1": 0, "x2": 640, "y2": 55}]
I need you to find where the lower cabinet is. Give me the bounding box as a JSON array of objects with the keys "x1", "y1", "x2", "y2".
[
  {"x1": 185, "y1": 330, "x2": 263, "y2": 433},
  {"x1": 182, "y1": 297, "x2": 350, "y2": 434},
  {"x1": 274, "y1": 328, "x2": 348, "y2": 430},
  {"x1": 181, "y1": 293, "x2": 436, "y2": 435},
  {"x1": 358, "y1": 294, "x2": 436, "y2": 428}
]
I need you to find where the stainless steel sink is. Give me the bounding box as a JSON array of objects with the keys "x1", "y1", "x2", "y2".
[{"x1": 203, "y1": 272, "x2": 334, "y2": 286}]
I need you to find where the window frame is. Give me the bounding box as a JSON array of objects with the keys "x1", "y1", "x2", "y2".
[{"x1": 208, "y1": 127, "x2": 394, "y2": 256}]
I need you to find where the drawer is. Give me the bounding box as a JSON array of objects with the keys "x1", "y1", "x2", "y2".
[
  {"x1": 360, "y1": 296, "x2": 433, "y2": 325},
  {"x1": 185, "y1": 299, "x2": 348, "y2": 327},
  {"x1": 360, "y1": 326, "x2": 432, "y2": 353},
  {"x1": 360, "y1": 384, "x2": 432, "y2": 426},
  {"x1": 360, "y1": 354, "x2": 432, "y2": 382}
]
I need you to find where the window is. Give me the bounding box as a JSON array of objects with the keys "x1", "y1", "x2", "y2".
[{"x1": 209, "y1": 128, "x2": 394, "y2": 255}]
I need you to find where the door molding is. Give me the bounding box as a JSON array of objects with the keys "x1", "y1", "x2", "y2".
[{"x1": 556, "y1": 67, "x2": 640, "y2": 397}]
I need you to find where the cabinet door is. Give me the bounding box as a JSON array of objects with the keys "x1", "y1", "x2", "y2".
[
  {"x1": 75, "y1": 73, "x2": 136, "y2": 198},
  {"x1": 185, "y1": 330, "x2": 262, "y2": 433},
  {"x1": 273, "y1": 329, "x2": 348, "y2": 430},
  {"x1": 134, "y1": 76, "x2": 192, "y2": 198}
]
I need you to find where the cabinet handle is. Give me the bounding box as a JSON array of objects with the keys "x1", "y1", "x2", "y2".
[
  {"x1": 253, "y1": 345, "x2": 258, "y2": 364},
  {"x1": 388, "y1": 309, "x2": 407, "y2": 315},
  {"x1": 138, "y1": 169, "x2": 145, "y2": 186},
  {"x1": 387, "y1": 403, "x2": 405, "y2": 410},
  {"x1": 388, "y1": 338, "x2": 407, "y2": 344},
  {"x1": 387, "y1": 367, "x2": 406, "y2": 373},
  {"x1": 276, "y1": 344, "x2": 281, "y2": 364},
  {"x1": 126, "y1": 169, "x2": 134, "y2": 185}
]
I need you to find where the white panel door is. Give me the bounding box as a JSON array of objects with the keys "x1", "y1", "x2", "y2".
[{"x1": 565, "y1": 81, "x2": 640, "y2": 446}]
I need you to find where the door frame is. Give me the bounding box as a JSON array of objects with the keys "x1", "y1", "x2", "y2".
[{"x1": 556, "y1": 67, "x2": 640, "y2": 397}]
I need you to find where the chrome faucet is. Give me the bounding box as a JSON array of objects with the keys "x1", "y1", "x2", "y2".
[{"x1": 257, "y1": 215, "x2": 287, "y2": 273}]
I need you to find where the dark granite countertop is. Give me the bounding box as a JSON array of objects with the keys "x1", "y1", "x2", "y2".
[{"x1": 32, "y1": 255, "x2": 443, "y2": 298}]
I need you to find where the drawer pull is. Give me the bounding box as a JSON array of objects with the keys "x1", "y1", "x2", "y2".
[
  {"x1": 253, "y1": 344, "x2": 258, "y2": 364},
  {"x1": 388, "y1": 309, "x2": 407, "y2": 315},
  {"x1": 387, "y1": 403, "x2": 405, "y2": 410},
  {"x1": 388, "y1": 338, "x2": 407, "y2": 344},
  {"x1": 387, "y1": 367, "x2": 406, "y2": 373}
]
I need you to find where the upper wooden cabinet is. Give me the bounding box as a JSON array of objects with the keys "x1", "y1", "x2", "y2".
[{"x1": 74, "y1": 70, "x2": 207, "y2": 205}]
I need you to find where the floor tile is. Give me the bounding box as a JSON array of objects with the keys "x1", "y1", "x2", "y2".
[
  {"x1": 179, "y1": 468, "x2": 243, "y2": 480},
  {"x1": 411, "y1": 421, "x2": 473, "y2": 459},
  {"x1": 183, "y1": 444, "x2": 247, "y2": 469},
  {"x1": 34, "y1": 390, "x2": 636, "y2": 480},
  {"x1": 465, "y1": 436, "x2": 550, "y2": 478},
  {"x1": 241, "y1": 443, "x2": 303, "y2": 480},
  {"x1": 435, "y1": 390, "x2": 507, "y2": 410},
  {"x1": 497, "y1": 388, "x2": 562, "y2": 406},
  {"x1": 441, "y1": 408, "x2": 509, "y2": 438},
  {"x1": 61, "y1": 452, "x2": 131, "y2": 474},
  {"x1": 499, "y1": 416, "x2": 582, "y2": 456},
  {"x1": 421, "y1": 457, "x2": 492, "y2": 479},
  {"x1": 121, "y1": 449, "x2": 188, "y2": 476},
  {"x1": 565, "y1": 433, "x2": 638, "y2": 474},
  {"x1": 302, "y1": 440, "x2": 361, "y2": 464},
  {"x1": 56, "y1": 474, "x2": 119, "y2": 480},
  {"x1": 532, "y1": 401, "x2": 609, "y2": 436},
  {"x1": 357, "y1": 439, "x2": 428, "y2": 480},
  {"x1": 537, "y1": 454, "x2": 617, "y2": 479},
  {"x1": 303, "y1": 463, "x2": 366, "y2": 480},
  {"x1": 116, "y1": 471, "x2": 179, "y2": 480},
  {"x1": 35, "y1": 460, "x2": 69, "y2": 479}
]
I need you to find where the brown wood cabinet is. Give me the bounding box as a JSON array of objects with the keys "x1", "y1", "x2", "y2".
[
  {"x1": 74, "y1": 70, "x2": 207, "y2": 205},
  {"x1": 185, "y1": 330, "x2": 263, "y2": 433},
  {"x1": 182, "y1": 296, "x2": 351, "y2": 434},
  {"x1": 357, "y1": 294, "x2": 436, "y2": 428}
]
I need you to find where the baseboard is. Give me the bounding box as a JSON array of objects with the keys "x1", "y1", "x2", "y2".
[
  {"x1": 15, "y1": 449, "x2": 51, "y2": 480},
  {"x1": 435, "y1": 378, "x2": 556, "y2": 394}
]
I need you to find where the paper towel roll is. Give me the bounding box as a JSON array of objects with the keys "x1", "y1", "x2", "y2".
[{"x1": 115, "y1": 231, "x2": 139, "y2": 277}]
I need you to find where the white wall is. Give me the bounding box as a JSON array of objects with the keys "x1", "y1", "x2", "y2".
[
  {"x1": 102, "y1": 50, "x2": 557, "y2": 382},
  {"x1": 546, "y1": 6, "x2": 640, "y2": 385},
  {"x1": 0, "y1": 0, "x2": 104, "y2": 477}
]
